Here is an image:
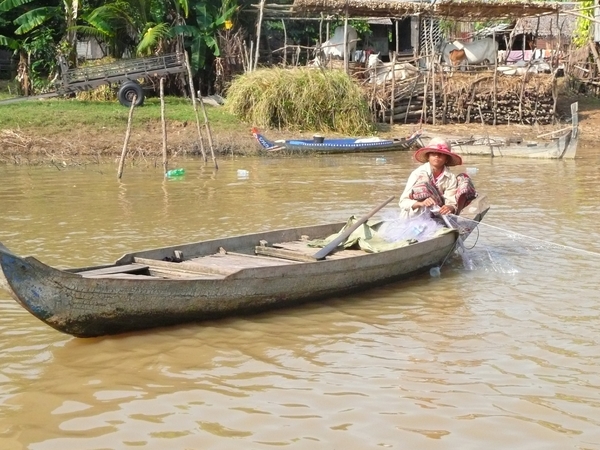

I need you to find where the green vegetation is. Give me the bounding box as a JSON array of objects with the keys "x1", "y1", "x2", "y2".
[
  {"x1": 573, "y1": 0, "x2": 594, "y2": 47},
  {"x1": 0, "y1": 0, "x2": 243, "y2": 94},
  {"x1": 0, "y1": 94, "x2": 242, "y2": 133},
  {"x1": 226, "y1": 67, "x2": 373, "y2": 135}
]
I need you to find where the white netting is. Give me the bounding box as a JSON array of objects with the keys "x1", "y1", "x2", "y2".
[{"x1": 378, "y1": 210, "x2": 445, "y2": 243}]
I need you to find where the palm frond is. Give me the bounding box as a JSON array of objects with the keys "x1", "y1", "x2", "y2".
[
  {"x1": 136, "y1": 22, "x2": 170, "y2": 55},
  {"x1": 14, "y1": 7, "x2": 61, "y2": 35},
  {"x1": 0, "y1": 0, "x2": 35, "y2": 13},
  {"x1": 0, "y1": 34, "x2": 19, "y2": 49}
]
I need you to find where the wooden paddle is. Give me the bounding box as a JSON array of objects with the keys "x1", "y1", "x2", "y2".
[{"x1": 313, "y1": 195, "x2": 395, "y2": 260}]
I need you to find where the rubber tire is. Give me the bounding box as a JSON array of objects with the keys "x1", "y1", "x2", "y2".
[{"x1": 117, "y1": 81, "x2": 144, "y2": 107}]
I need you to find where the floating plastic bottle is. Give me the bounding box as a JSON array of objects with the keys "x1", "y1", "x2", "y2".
[
  {"x1": 429, "y1": 266, "x2": 441, "y2": 277},
  {"x1": 466, "y1": 167, "x2": 478, "y2": 176},
  {"x1": 375, "y1": 157, "x2": 387, "y2": 164},
  {"x1": 237, "y1": 169, "x2": 249, "y2": 179},
  {"x1": 166, "y1": 168, "x2": 185, "y2": 177}
]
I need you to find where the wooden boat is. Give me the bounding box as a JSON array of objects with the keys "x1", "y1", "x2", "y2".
[
  {"x1": 0, "y1": 196, "x2": 489, "y2": 338},
  {"x1": 252, "y1": 127, "x2": 422, "y2": 154},
  {"x1": 440, "y1": 102, "x2": 579, "y2": 159}
]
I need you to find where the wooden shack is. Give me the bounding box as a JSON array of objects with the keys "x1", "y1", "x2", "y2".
[{"x1": 292, "y1": 0, "x2": 564, "y2": 125}]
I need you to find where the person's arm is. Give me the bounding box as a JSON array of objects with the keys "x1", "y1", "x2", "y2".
[
  {"x1": 438, "y1": 173, "x2": 458, "y2": 215},
  {"x1": 399, "y1": 170, "x2": 421, "y2": 211}
]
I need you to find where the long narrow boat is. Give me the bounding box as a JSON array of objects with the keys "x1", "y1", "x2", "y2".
[
  {"x1": 0, "y1": 196, "x2": 488, "y2": 338},
  {"x1": 441, "y1": 102, "x2": 579, "y2": 159},
  {"x1": 252, "y1": 128, "x2": 422, "y2": 154}
]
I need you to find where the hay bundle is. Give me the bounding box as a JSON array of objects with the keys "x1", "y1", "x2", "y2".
[{"x1": 225, "y1": 67, "x2": 372, "y2": 134}]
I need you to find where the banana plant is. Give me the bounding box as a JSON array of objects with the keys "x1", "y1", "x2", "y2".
[{"x1": 173, "y1": 0, "x2": 238, "y2": 73}]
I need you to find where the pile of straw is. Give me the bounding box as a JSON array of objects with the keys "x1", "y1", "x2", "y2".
[{"x1": 225, "y1": 67, "x2": 373, "y2": 134}]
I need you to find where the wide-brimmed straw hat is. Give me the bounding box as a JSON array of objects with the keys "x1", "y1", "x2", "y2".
[{"x1": 414, "y1": 137, "x2": 463, "y2": 167}]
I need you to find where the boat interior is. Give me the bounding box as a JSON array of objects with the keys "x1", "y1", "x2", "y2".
[{"x1": 71, "y1": 229, "x2": 366, "y2": 281}]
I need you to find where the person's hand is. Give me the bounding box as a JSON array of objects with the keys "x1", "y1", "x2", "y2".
[
  {"x1": 438, "y1": 205, "x2": 456, "y2": 215},
  {"x1": 418, "y1": 198, "x2": 436, "y2": 208}
]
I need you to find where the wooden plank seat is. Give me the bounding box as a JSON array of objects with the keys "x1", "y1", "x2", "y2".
[
  {"x1": 78, "y1": 263, "x2": 150, "y2": 278},
  {"x1": 271, "y1": 240, "x2": 367, "y2": 259},
  {"x1": 134, "y1": 251, "x2": 298, "y2": 279},
  {"x1": 84, "y1": 273, "x2": 158, "y2": 279}
]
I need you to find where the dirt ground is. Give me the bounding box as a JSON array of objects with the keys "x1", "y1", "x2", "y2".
[{"x1": 0, "y1": 94, "x2": 597, "y2": 165}]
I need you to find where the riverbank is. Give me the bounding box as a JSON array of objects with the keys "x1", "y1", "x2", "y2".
[{"x1": 1, "y1": 91, "x2": 598, "y2": 165}]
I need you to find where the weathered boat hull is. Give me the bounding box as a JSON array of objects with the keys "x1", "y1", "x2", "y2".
[
  {"x1": 451, "y1": 130, "x2": 575, "y2": 159},
  {"x1": 0, "y1": 197, "x2": 489, "y2": 337},
  {"x1": 439, "y1": 102, "x2": 579, "y2": 160}
]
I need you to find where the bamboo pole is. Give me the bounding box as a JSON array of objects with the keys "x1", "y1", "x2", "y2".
[
  {"x1": 563, "y1": 9, "x2": 600, "y2": 25},
  {"x1": 404, "y1": 77, "x2": 419, "y2": 124},
  {"x1": 319, "y1": 13, "x2": 323, "y2": 45},
  {"x1": 184, "y1": 51, "x2": 218, "y2": 169},
  {"x1": 370, "y1": 58, "x2": 378, "y2": 123},
  {"x1": 184, "y1": 51, "x2": 207, "y2": 162},
  {"x1": 395, "y1": 19, "x2": 399, "y2": 55},
  {"x1": 390, "y1": 52, "x2": 396, "y2": 126},
  {"x1": 429, "y1": 18, "x2": 436, "y2": 125},
  {"x1": 422, "y1": 70, "x2": 428, "y2": 124},
  {"x1": 117, "y1": 95, "x2": 136, "y2": 180},
  {"x1": 343, "y1": 14, "x2": 349, "y2": 73},
  {"x1": 282, "y1": 19, "x2": 287, "y2": 66},
  {"x1": 493, "y1": 30, "x2": 498, "y2": 126},
  {"x1": 248, "y1": 40, "x2": 254, "y2": 72},
  {"x1": 254, "y1": 0, "x2": 266, "y2": 71},
  {"x1": 160, "y1": 78, "x2": 168, "y2": 176},
  {"x1": 440, "y1": 62, "x2": 447, "y2": 124},
  {"x1": 589, "y1": 40, "x2": 600, "y2": 75}
]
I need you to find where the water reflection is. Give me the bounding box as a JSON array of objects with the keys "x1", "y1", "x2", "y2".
[{"x1": 1, "y1": 152, "x2": 600, "y2": 449}]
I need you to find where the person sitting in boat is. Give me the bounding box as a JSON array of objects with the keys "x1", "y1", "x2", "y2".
[{"x1": 399, "y1": 137, "x2": 476, "y2": 218}]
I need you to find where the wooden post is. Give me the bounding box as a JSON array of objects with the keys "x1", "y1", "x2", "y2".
[
  {"x1": 184, "y1": 51, "x2": 208, "y2": 162},
  {"x1": 281, "y1": 19, "x2": 287, "y2": 66},
  {"x1": 185, "y1": 51, "x2": 218, "y2": 168},
  {"x1": 404, "y1": 76, "x2": 418, "y2": 124},
  {"x1": 493, "y1": 30, "x2": 498, "y2": 126},
  {"x1": 589, "y1": 40, "x2": 600, "y2": 75},
  {"x1": 390, "y1": 52, "x2": 396, "y2": 125},
  {"x1": 160, "y1": 78, "x2": 168, "y2": 176},
  {"x1": 429, "y1": 19, "x2": 436, "y2": 125},
  {"x1": 117, "y1": 95, "x2": 136, "y2": 180},
  {"x1": 254, "y1": 0, "x2": 266, "y2": 71},
  {"x1": 319, "y1": 13, "x2": 323, "y2": 45},
  {"x1": 343, "y1": 14, "x2": 349, "y2": 73},
  {"x1": 440, "y1": 62, "x2": 448, "y2": 124},
  {"x1": 248, "y1": 40, "x2": 254, "y2": 73},
  {"x1": 422, "y1": 70, "x2": 428, "y2": 124},
  {"x1": 196, "y1": 88, "x2": 219, "y2": 169},
  {"x1": 395, "y1": 19, "x2": 399, "y2": 55},
  {"x1": 370, "y1": 58, "x2": 378, "y2": 123}
]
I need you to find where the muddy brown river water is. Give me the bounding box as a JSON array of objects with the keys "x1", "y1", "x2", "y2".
[{"x1": 1, "y1": 144, "x2": 599, "y2": 449}]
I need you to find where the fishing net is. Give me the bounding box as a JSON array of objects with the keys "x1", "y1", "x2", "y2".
[
  {"x1": 440, "y1": 216, "x2": 600, "y2": 275},
  {"x1": 378, "y1": 210, "x2": 446, "y2": 243}
]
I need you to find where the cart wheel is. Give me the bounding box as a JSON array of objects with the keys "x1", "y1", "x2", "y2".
[{"x1": 118, "y1": 81, "x2": 144, "y2": 107}]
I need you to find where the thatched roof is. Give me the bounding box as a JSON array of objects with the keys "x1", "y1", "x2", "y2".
[
  {"x1": 513, "y1": 3, "x2": 578, "y2": 37},
  {"x1": 292, "y1": 0, "x2": 561, "y2": 20}
]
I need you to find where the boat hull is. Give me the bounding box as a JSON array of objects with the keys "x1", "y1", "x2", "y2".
[
  {"x1": 0, "y1": 231, "x2": 454, "y2": 337},
  {"x1": 451, "y1": 130, "x2": 575, "y2": 159},
  {"x1": 0, "y1": 197, "x2": 489, "y2": 337},
  {"x1": 449, "y1": 102, "x2": 579, "y2": 159},
  {"x1": 253, "y1": 129, "x2": 422, "y2": 154}
]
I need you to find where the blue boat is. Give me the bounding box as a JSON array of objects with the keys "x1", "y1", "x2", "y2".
[{"x1": 252, "y1": 128, "x2": 422, "y2": 154}]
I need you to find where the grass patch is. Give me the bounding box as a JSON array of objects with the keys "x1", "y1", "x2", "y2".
[
  {"x1": 0, "y1": 95, "x2": 243, "y2": 132},
  {"x1": 226, "y1": 67, "x2": 373, "y2": 135}
]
